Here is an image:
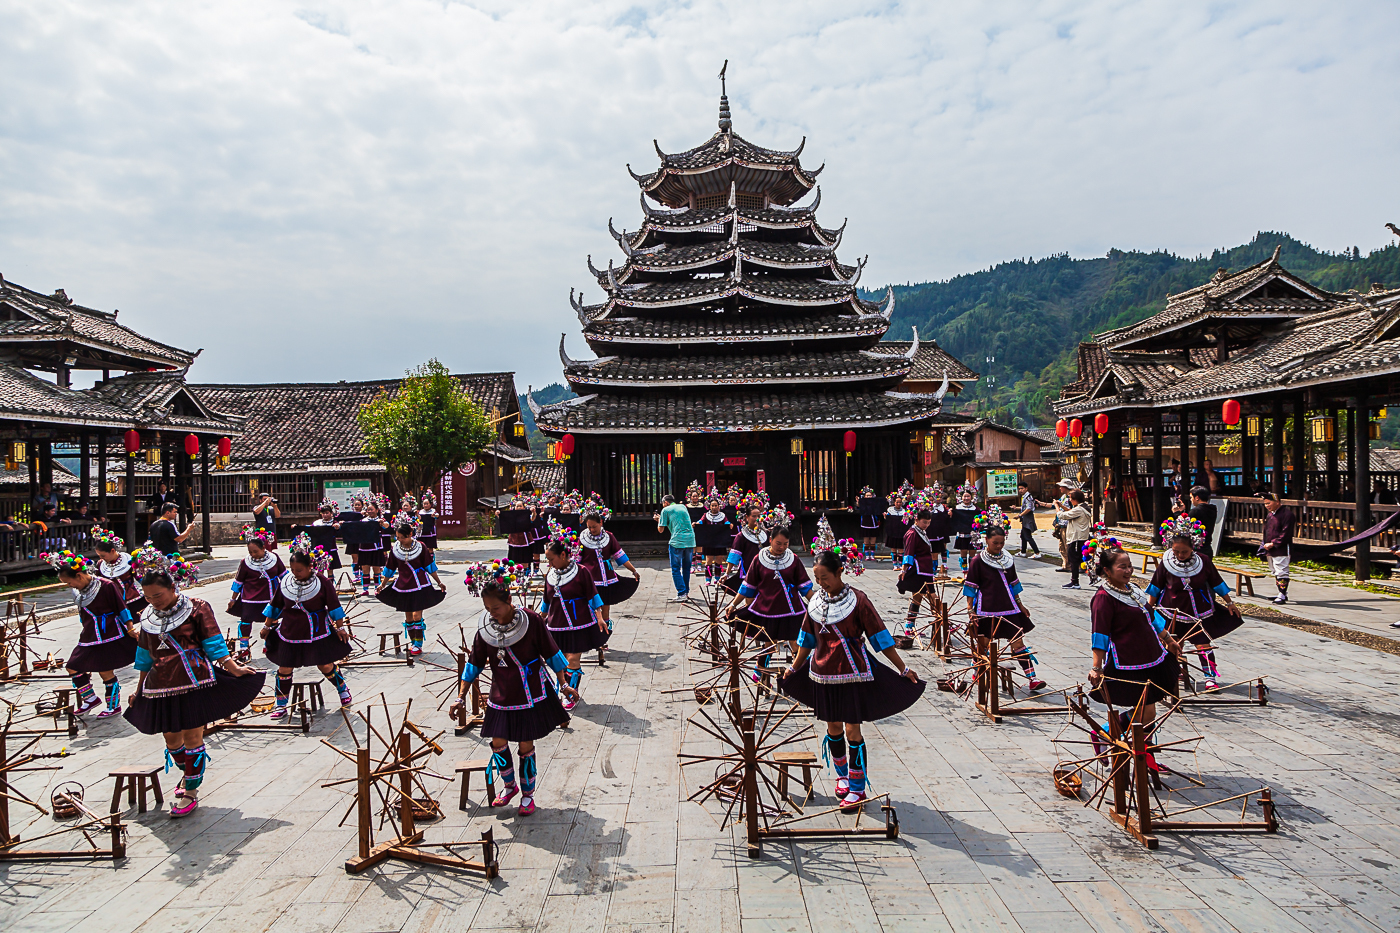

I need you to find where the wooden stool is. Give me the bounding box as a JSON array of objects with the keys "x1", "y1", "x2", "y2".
[
  {"x1": 377, "y1": 631, "x2": 402, "y2": 656},
  {"x1": 456, "y1": 759, "x2": 496, "y2": 810},
  {"x1": 774, "y1": 751, "x2": 819, "y2": 804},
  {"x1": 290, "y1": 680, "x2": 325, "y2": 712},
  {"x1": 109, "y1": 766, "x2": 165, "y2": 815}
]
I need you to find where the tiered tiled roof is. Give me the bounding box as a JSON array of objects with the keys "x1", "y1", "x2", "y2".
[
  {"x1": 594, "y1": 240, "x2": 858, "y2": 282},
  {"x1": 0, "y1": 361, "x2": 240, "y2": 436},
  {"x1": 879, "y1": 338, "x2": 981, "y2": 385},
  {"x1": 563, "y1": 347, "x2": 914, "y2": 390},
  {"x1": 582, "y1": 309, "x2": 890, "y2": 348}
]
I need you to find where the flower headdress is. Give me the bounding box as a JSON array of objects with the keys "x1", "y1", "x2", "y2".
[
  {"x1": 419, "y1": 489, "x2": 437, "y2": 511},
  {"x1": 811, "y1": 515, "x2": 836, "y2": 554},
  {"x1": 761, "y1": 502, "x2": 795, "y2": 533},
  {"x1": 972, "y1": 505, "x2": 1008, "y2": 537},
  {"x1": 400, "y1": 493, "x2": 419, "y2": 513},
  {"x1": 41, "y1": 550, "x2": 91, "y2": 575},
  {"x1": 133, "y1": 545, "x2": 200, "y2": 589},
  {"x1": 1159, "y1": 514, "x2": 1206, "y2": 548},
  {"x1": 956, "y1": 483, "x2": 977, "y2": 501},
  {"x1": 740, "y1": 489, "x2": 770, "y2": 511},
  {"x1": 582, "y1": 504, "x2": 612, "y2": 524},
  {"x1": 685, "y1": 480, "x2": 703, "y2": 506},
  {"x1": 859, "y1": 485, "x2": 875, "y2": 499},
  {"x1": 374, "y1": 493, "x2": 392, "y2": 514},
  {"x1": 1081, "y1": 530, "x2": 1122, "y2": 564},
  {"x1": 464, "y1": 559, "x2": 526, "y2": 595},
  {"x1": 546, "y1": 516, "x2": 580, "y2": 561},
  {"x1": 317, "y1": 497, "x2": 338, "y2": 513},
  {"x1": 391, "y1": 510, "x2": 421, "y2": 535},
  {"x1": 810, "y1": 517, "x2": 866, "y2": 576},
  {"x1": 290, "y1": 532, "x2": 332, "y2": 576},
  {"x1": 348, "y1": 493, "x2": 368, "y2": 513},
  {"x1": 239, "y1": 522, "x2": 276, "y2": 546},
  {"x1": 90, "y1": 527, "x2": 125, "y2": 552}
]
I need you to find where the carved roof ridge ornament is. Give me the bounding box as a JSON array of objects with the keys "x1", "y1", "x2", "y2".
[
  {"x1": 774, "y1": 186, "x2": 820, "y2": 213},
  {"x1": 728, "y1": 180, "x2": 736, "y2": 209},
  {"x1": 879, "y1": 286, "x2": 895, "y2": 321},
  {"x1": 587, "y1": 254, "x2": 602, "y2": 278},
  {"x1": 905, "y1": 326, "x2": 920, "y2": 360},
  {"x1": 526, "y1": 386, "x2": 542, "y2": 418},
  {"x1": 842, "y1": 255, "x2": 867, "y2": 286},
  {"x1": 718, "y1": 60, "x2": 731, "y2": 134},
  {"x1": 606, "y1": 260, "x2": 619, "y2": 293},
  {"x1": 626, "y1": 163, "x2": 648, "y2": 183}
]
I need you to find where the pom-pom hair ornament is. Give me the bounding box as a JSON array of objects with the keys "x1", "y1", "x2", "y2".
[
  {"x1": 760, "y1": 503, "x2": 796, "y2": 533},
  {"x1": 583, "y1": 505, "x2": 613, "y2": 524},
  {"x1": 419, "y1": 489, "x2": 437, "y2": 511},
  {"x1": 374, "y1": 493, "x2": 392, "y2": 514},
  {"x1": 41, "y1": 550, "x2": 92, "y2": 575},
  {"x1": 290, "y1": 532, "x2": 332, "y2": 576},
  {"x1": 132, "y1": 546, "x2": 201, "y2": 590},
  {"x1": 391, "y1": 510, "x2": 422, "y2": 535},
  {"x1": 859, "y1": 485, "x2": 875, "y2": 499},
  {"x1": 348, "y1": 493, "x2": 368, "y2": 513},
  {"x1": 317, "y1": 497, "x2": 338, "y2": 513},
  {"x1": 955, "y1": 483, "x2": 977, "y2": 501},
  {"x1": 1159, "y1": 513, "x2": 1207, "y2": 548},
  {"x1": 90, "y1": 527, "x2": 125, "y2": 552},
  {"x1": 1081, "y1": 533, "x2": 1121, "y2": 563},
  {"x1": 972, "y1": 505, "x2": 1008, "y2": 537},
  {"x1": 400, "y1": 493, "x2": 419, "y2": 513},
  {"x1": 546, "y1": 516, "x2": 581, "y2": 561},
  {"x1": 239, "y1": 523, "x2": 276, "y2": 546},
  {"x1": 464, "y1": 559, "x2": 525, "y2": 596}
]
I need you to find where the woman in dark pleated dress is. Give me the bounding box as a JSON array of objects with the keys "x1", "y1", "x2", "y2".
[
  {"x1": 1088, "y1": 548, "x2": 1181, "y2": 732},
  {"x1": 377, "y1": 517, "x2": 446, "y2": 655},
  {"x1": 418, "y1": 489, "x2": 439, "y2": 550},
  {"x1": 356, "y1": 497, "x2": 390, "y2": 596},
  {"x1": 125, "y1": 565, "x2": 264, "y2": 817},
  {"x1": 226, "y1": 524, "x2": 285, "y2": 662},
  {"x1": 952, "y1": 487, "x2": 978, "y2": 573},
  {"x1": 47, "y1": 551, "x2": 139, "y2": 718},
  {"x1": 883, "y1": 496, "x2": 909, "y2": 563},
  {"x1": 542, "y1": 540, "x2": 607, "y2": 710},
  {"x1": 261, "y1": 542, "x2": 354, "y2": 716},
  {"x1": 452, "y1": 581, "x2": 577, "y2": 816},
  {"x1": 856, "y1": 486, "x2": 882, "y2": 553},
  {"x1": 722, "y1": 505, "x2": 767, "y2": 595},
  {"x1": 311, "y1": 499, "x2": 344, "y2": 570},
  {"x1": 1147, "y1": 514, "x2": 1243, "y2": 691},
  {"x1": 781, "y1": 548, "x2": 922, "y2": 811},
  {"x1": 725, "y1": 524, "x2": 813, "y2": 663},
  {"x1": 962, "y1": 513, "x2": 1046, "y2": 691},
  {"x1": 695, "y1": 496, "x2": 734, "y2": 585},
  {"x1": 577, "y1": 511, "x2": 640, "y2": 635},
  {"x1": 898, "y1": 510, "x2": 937, "y2": 637},
  {"x1": 93, "y1": 529, "x2": 146, "y2": 615}
]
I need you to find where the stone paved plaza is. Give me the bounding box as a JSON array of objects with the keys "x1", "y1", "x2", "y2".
[{"x1": 3, "y1": 549, "x2": 1400, "y2": 933}]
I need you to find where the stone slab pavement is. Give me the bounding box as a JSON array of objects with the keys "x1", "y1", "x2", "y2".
[{"x1": 2, "y1": 542, "x2": 1398, "y2": 932}]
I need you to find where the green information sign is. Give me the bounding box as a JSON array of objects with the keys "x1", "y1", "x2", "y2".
[
  {"x1": 323, "y1": 479, "x2": 372, "y2": 512},
  {"x1": 987, "y1": 470, "x2": 1020, "y2": 499}
]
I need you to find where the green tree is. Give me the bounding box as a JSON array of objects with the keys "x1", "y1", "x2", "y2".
[{"x1": 357, "y1": 359, "x2": 495, "y2": 496}]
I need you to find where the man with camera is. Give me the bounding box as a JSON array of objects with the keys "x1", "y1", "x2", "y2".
[{"x1": 252, "y1": 492, "x2": 281, "y2": 548}]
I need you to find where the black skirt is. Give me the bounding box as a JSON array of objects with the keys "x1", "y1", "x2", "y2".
[
  {"x1": 344, "y1": 542, "x2": 360, "y2": 556},
  {"x1": 68, "y1": 636, "x2": 138, "y2": 674},
  {"x1": 718, "y1": 572, "x2": 743, "y2": 596},
  {"x1": 1171, "y1": 605, "x2": 1245, "y2": 643},
  {"x1": 264, "y1": 629, "x2": 352, "y2": 669},
  {"x1": 896, "y1": 570, "x2": 934, "y2": 595},
  {"x1": 954, "y1": 536, "x2": 974, "y2": 551},
  {"x1": 127, "y1": 597, "x2": 149, "y2": 615},
  {"x1": 548, "y1": 623, "x2": 609, "y2": 654},
  {"x1": 971, "y1": 612, "x2": 1035, "y2": 640},
  {"x1": 739, "y1": 608, "x2": 803, "y2": 643},
  {"x1": 358, "y1": 548, "x2": 386, "y2": 568},
  {"x1": 780, "y1": 659, "x2": 926, "y2": 724},
  {"x1": 124, "y1": 669, "x2": 268, "y2": 734},
  {"x1": 377, "y1": 585, "x2": 446, "y2": 613},
  {"x1": 859, "y1": 514, "x2": 881, "y2": 531},
  {"x1": 1091, "y1": 654, "x2": 1180, "y2": 708},
  {"x1": 884, "y1": 526, "x2": 907, "y2": 550},
  {"x1": 508, "y1": 544, "x2": 534, "y2": 565},
  {"x1": 928, "y1": 538, "x2": 949, "y2": 557},
  {"x1": 597, "y1": 576, "x2": 639, "y2": 606},
  {"x1": 227, "y1": 601, "x2": 268, "y2": 629},
  {"x1": 701, "y1": 546, "x2": 730, "y2": 557},
  {"x1": 481, "y1": 695, "x2": 571, "y2": 742}
]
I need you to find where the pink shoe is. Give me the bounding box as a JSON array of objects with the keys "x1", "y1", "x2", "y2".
[
  {"x1": 491, "y1": 785, "x2": 518, "y2": 808},
  {"x1": 269, "y1": 706, "x2": 289, "y2": 721},
  {"x1": 561, "y1": 694, "x2": 576, "y2": 711},
  {"x1": 518, "y1": 796, "x2": 535, "y2": 816},
  {"x1": 170, "y1": 795, "x2": 199, "y2": 817},
  {"x1": 838, "y1": 790, "x2": 867, "y2": 812},
  {"x1": 96, "y1": 706, "x2": 122, "y2": 719},
  {"x1": 75, "y1": 695, "x2": 102, "y2": 716},
  {"x1": 338, "y1": 691, "x2": 353, "y2": 707},
  {"x1": 835, "y1": 778, "x2": 849, "y2": 797},
  {"x1": 407, "y1": 646, "x2": 422, "y2": 657}
]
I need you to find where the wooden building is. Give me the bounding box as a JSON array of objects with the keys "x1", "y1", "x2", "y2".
[
  {"x1": 532, "y1": 81, "x2": 978, "y2": 537},
  {"x1": 1054, "y1": 245, "x2": 1400, "y2": 577}
]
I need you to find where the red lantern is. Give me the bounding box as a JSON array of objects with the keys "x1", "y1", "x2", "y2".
[
  {"x1": 217, "y1": 436, "x2": 232, "y2": 457},
  {"x1": 561, "y1": 433, "x2": 575, "y2": 457},
  {"x1": 1069, "y1": 418, "x2": 1083, "y2": 439},
  {"x1": 1094, "y1": 413, "x2": 1109, "y2": 437},
  {"x1": 1222, "y1": 399, "x2": 1241, "y2": 426},
  {"x1": 1055, "y1": 419, "x2": 1068, "y2": 439},
  {"x1": 843, "y1": 430, "x2": 857, "y2": 456},
  {"x1": 123, "y1": 429, "x2": 141, "y2": 455},
  {"x1": 184, "y1": 433, "x2": 199, "y2": 460}
]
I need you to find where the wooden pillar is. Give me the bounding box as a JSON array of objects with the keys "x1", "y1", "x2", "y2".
[
  {"x1": 97, "y1": 429, "x2": 107, "y2": 518},
  {"x1": 1194, "y1": 405, "x2": 1207, "y2": 492},
  {"x1": 1271, "y1": 397, "x2": 1284, "y2": 496},
  {"x1": 39, "y1": 441, "x2": 53, "y2": 490},
  {"x1": 1177, "y1": 409, "x2": 1189, "y2": 506},
  {"x1": 201, "y1": 440, "x2": 211, "y2": 555},
  {"x1": 1326, "y1": 407, "x2": 1340, "y2": 499},
  {"x1": 161, "y1": 437, "x2": 171, "y2": 493},
  {"x1": 1109, "y1": 426, "x2": 1123, "y2": 526},
  {"x1": 125, "y1": 451, "x2": 137, "y2": 549},
  {"x1": 1091, "y1": 430, "x2": 1101, "y2": 524},
  {"x1": 1291, "y1": 395, "x2": 1307, "y2": 498},
  {"x1": 1354, "y1": 390, "x2": 1371, "y2": 581},
  {"x1": 26, "y1": 440, "x2": 36, "y2": 519},
  {"x1": 1151, "y1": 409, "x2": 1164, "y2": 530},
  {"x1": 1241, "y1": 417, "x2": 1253, "y2": 495},
  {"x1": 80, "y1": 433, "x2": 91, "y2": 509}
]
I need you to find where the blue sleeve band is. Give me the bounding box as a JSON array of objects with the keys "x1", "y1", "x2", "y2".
[
  {"x1": 1010, "y1": 581, "x2": 1023, "y2": 596},
  {"x1": 798, "y1": 581, "x2": 813, "y2": 596},
  {"x1": 588, "y1": 593, "x2": 604, "y2": 611},
  {"x1": 263, "y1": 604, "x2": 281, "y2": 619},
  {"x1": 962, "y1": 584, "x2": 978, "y2": 599},
  {"x1": 738, "y1": 582, "x2": 758, "y2": 598},
  {"x1": 1091, "y1": 633, "x2": 1111, "y2": 651},
  {"x1": 1151, "y1": 611, "x2": 1167, "y2": 633},
  {"x1": 547, "y1": 651, "x2": 568, "y2": 673},
  {"x1": 382, "y1": 567, "x2": 396, "y2": 580},
  {"x1": 460, "y1": 661, "x2": 482, "y2": 683},
  {"x1": 329, "y1": 607, "x2": 346, "y2": 622},
  {"x1": 134, "y1": 646, "x2": 153, "y2": 672},
  {"x1": 1146, "y1": 584, "x2": 1162, "y2": 598},
  {"x1": 614, "y1": 551, "x2": 629, "y2": 565},
  {"x1": 902, "y1": 555, "x2": 915, "y2": 567},
  {"x1": 118, "y1": 608, "x2": 132, "y2": 624},
  {"x1": 426, "y1": 561, "x2": 438, "y2": 573},
  {"x1": 1213, "y1": 582, "x2": 1232, "y2": 597},
  {"x1": 869, "y1": 630, "x2": 895, "y2": 652},
  {"x1": 796, "y1": 629, "x2": 817, "y2": 649},
  {"x1": 726, "y1": 550, "x2": 741, "y2": 565},
  {"x1": 202, "y1": 636, "x2": 230, "y2": 661},
  {"x1": 230, "y1": 581, "x2": 243, "y2": 593}
]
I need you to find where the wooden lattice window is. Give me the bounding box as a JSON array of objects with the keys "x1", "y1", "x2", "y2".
[
  {"x1": 799, "y1": 450, "x2": 839, "y2": 504},
  {"x1": 695, "y1": 191, "x2": 766, "y2": 211},
  {"x1": 620, "y1": 452, "x2": 672, "y2": 507}
]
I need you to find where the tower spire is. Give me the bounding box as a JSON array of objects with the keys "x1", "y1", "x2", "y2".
[{"x1": 718, "y1": 60, "x2": 731, "y2": 133}]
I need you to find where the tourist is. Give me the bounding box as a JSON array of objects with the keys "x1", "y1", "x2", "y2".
[
  {"x1": 33, "y1": 504, "x2": 69, "y2": 551},
  {"x1": 1086, "y1": 547, "x2": 1181, "y2": 743},
  {"x1": 655, "y1": 494, "x2": 696, "y2": 602},
  {"x1": 780, "y1": 546, "x2": 922, "y2": 811},
  {"x1": 694, "y1": 495, "x2": 733, "y2": 584},
  {"x1": 1201, "y1": 458, "x2": 1225, "y2": 496},
  {"x1": 577, "y1": 509, "x2": 640, "y2": 637},
  {"x1": 857, "y1": 485, "x2": 882, "y2": 553},
  {"x1": 1259, "y1": 493, "x2": 1294, "y2": 605},
  {"x1": 1051, "y1": 479, "x2": 1077, "y2": 571},
  {"x1": 723, "y1": 504, "x2": 767, "y2": 594},
  {"x1": 310, "y1": 499, "x2": 343, "y2": 570},
  {"x1": 899, "y1": 509, "x2": 939, "y2": 637},
  {"x1": 1187, "y1": 486, "x2": 1218, "y2": 557},
  {"x1": 884, "y1": 495, "x2": 909, "y2": 563},
  {"x1": 378, "y1": 515, "x2": 446, "y2": 656},
  {"x1": 149, "y1": 502, "x2": 192, "y2": 556},
  {"x1": 963, "y1": 508, "x2": 1045, "y2": 690},
  {"x1": 93, "y1": 528, "x2": 146, "y2": 615},
  {"x1": 1015, "y1": 481, "x2": 1042, "y2": 557},
  {"x1": 144, "y1": 481, "x2": 176, "y2": 514},
  {"x1": 226, "y1": 524, "x2": 285, "y2": 662},
  {"x1": 250, "y1": 492, "x2": 280, "y2": 547},
  {"x1": 356, "y1": 496, "x2": 389, "y2": 595},
  {"x1": 726, "y1": 523, "x2": 812, "y2": 666},
  {"x1": 32, "y1": 480, "x2": 59, "y2": 515},
  {"x1": 452, "y1": 580, "x2": 576, "y2": 817},
  {"x1": 1147, "y1": 514, "x2": 1243, "y2": 691},
  {"x1": 262, "y1": 536, "x2": 353, "y2": 716},
  {"x1": 46, "y1": 551, "x2": 138, "y2": 718},
  {"x1": 1371, "y1": 479, "x2": 1395, "y2": 505},
  {"x1": 951, "y1": 486, "x2": 978, "y2": 572},
  {"x1": 126, "y1": 562, "x2": 264, "y2": 817},
  {"x1": 541, "y1": 539, "x2": 607, "y2": 710},
  {"x1": 1057, "y1": 490, "x2": 1092, "y2": 589}
]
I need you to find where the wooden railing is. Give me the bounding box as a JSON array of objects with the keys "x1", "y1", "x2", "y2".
[
  {"x1": 0, "y1": 518, "x2": 99, "y2": 569},
  {"x1": 1224, "y1": 497, "x2": 1400, "y2": 550}
]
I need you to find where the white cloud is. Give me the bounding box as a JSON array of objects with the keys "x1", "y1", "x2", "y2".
[{"x1": 1, "y1": 0, "x2": 1397, "y2": 390}]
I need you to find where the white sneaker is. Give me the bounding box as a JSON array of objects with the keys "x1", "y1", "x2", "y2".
[{"x1": 671, "y1": 594, "x2": 688, "y2": 603}]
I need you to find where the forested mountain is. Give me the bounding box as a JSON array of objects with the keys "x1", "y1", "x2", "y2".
[{"x1": 871, "y1": 231, "x2": 1400, "y2": 426}]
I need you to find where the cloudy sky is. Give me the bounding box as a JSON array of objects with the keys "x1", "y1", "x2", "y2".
[{"x1": 2, "y1": 1, "x2": 1397, "y2": 391}]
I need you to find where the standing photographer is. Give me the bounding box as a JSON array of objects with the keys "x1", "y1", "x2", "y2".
[{"x1": 251, "y1": 492, "x2": 281, "y2": 549}]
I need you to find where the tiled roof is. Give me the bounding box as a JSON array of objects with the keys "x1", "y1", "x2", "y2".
[
  {"x1": 1058, "y1": 343, "x2": 1109, "y2": 400},
  {"x1": 583, "y1": 310, "x2": 888, "y2": 347},
  {"x1": 0, "y1": 279, "x2": 196, "y2": 369},
  {"x1": 584, "y1": 276, "x2": 858, "y2": 319},
  {"x1": 619, "y1": 208, "x2": 843, "y2": 244},
  {"x1": 879, "y1": 339, "x2": 980, "y2": 382},
  {"x1": 599, "y1": 240, "x2": 855, "y2": 282},
  {"x1": 565, "y1": 348, "x2": 911, "y2": 389},
  {"x1": 88, "y1": 372, "x2": 240, "y2": 434},
  {"x1": 633, "y1": 129, "x2": 819, "y2": 207},
  {"x1": 534, "y1": 387, "x2": 945, "y2": 434},
  {"x1": 0, "y1": 361, "x2": 132, "y2": 428},
  {"x1": 191, "y1": 373, "x2": 519, "y2": 472},
  {"x1": 959, "y1": 420, "x2": 1056, "y2": 447},
  {"x1": 521, "y1": 461, "x2": 566, "y2": 492}
]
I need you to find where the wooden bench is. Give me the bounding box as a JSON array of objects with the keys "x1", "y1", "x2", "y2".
[
  {"x1": 1216, "y1": 566, "x2": 1268, "y2": 597},
  {"x1": 109, "y1": 766, "x2": 164, "y2": 814},
  {"x1": 456, "y1": 759, "x2": 496, "y2": 810},
  {"x1": 377, "y1": 631, "x2": 402, "y2": 656},
  {"x1": 290, "y1": 680, "x2": 325, "y2": 712},
  {"x1": 1123, "y1": 547, "x2": 1163, "y2": 574},
  {"x1": 773, "y1": 750, "x2": 819, "y2": 805}
]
